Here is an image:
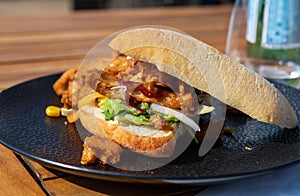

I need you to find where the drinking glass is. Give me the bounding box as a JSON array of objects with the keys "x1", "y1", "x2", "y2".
[{"x1": 226, "y1": 0, "x2": 300, "y2": 80}]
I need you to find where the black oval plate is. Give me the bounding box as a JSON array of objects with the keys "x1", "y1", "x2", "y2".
[{"x1": 1, "y1": 74, "x2": 300, "y2": 185}]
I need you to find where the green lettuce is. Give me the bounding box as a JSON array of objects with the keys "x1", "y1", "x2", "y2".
[{"x1": 98, "y1": 98, "x2": 179, "y2": 127}]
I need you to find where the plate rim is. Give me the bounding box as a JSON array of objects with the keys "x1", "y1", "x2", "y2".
[{"x1": 2, "y1": 136, "x2": 286, "y2": 185}]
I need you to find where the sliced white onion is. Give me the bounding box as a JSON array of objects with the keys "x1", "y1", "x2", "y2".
[
  {"x1": 198, "y1": 104, "x2": 215, "y2": 115},
  {"x1": 61, "y1": 108, "x2": 73, "y2": 117},
  {"x1": 150, "y1": 103, "x2": 201, "y2": 132},
  {"x1": 110, "y1": 86, "x2": 127, "y2": 100}
]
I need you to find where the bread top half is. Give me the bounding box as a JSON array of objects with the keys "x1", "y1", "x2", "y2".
[{"x1": 109, "y1": 27, "x2": 298, "y2": 129}]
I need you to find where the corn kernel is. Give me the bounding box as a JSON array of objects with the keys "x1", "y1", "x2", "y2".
[
  {"x1": 78, "y1": 92, "x2": 104, "y2": 108},
  {"x1": 45, "y1": 106, "x2": 61, "y2": 117}
]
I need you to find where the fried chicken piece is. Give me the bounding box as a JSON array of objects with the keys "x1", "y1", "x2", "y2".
[
  {"x1": 150, "y1": 114, "x2": 174, "y2": 131},
  {"x1": 81, "y1": 135, "x2": 122, "y2": 165},
  {"x1": 53, "y1": 68, "x2": 77, "y2": 108},
  {"x1": 81, "y1": 144, "x2": 99, "y2": 165}
]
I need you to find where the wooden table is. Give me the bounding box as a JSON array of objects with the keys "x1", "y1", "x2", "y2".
[{"x1": 0, "y1": 5, "x2": 232, "y2": 195}]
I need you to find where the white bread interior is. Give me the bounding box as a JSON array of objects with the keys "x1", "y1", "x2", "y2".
[
  {"x1": 80, "y1": 105, "x2": 176, "y2": 157},
  {"x1": 109, "y1": 27, "x2": 298, "y2": 129}
]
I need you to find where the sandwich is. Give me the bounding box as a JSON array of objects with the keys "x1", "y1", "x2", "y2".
[{"x1": 52, "y1": 27, "x2": 298, "y2": 165}]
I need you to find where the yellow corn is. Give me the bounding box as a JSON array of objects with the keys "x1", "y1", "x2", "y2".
[
  {"x1": 45, "y1": 106, "x2": 61, "y2": 117},
  {"x1": 78, "y1": 92, "x2": 105, "y2": 108}
]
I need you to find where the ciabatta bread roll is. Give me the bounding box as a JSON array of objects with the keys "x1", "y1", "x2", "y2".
[
  {"x1": 76, "y1": 27, "x2": 298, "y2": 164},
  {"x1": 109, "y1": 27, "x2": 298, "y2": 129},
  {"x1": 79, "y1": 105, "x2": 176, "y2": 157}
]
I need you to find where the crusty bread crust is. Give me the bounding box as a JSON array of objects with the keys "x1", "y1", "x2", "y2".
[
  {"x1": 109, "y1": 27, "x2": 298, "y2": 128},
  {"x1": 80, "y1": 105, "x2": 176, "y2": 157}
]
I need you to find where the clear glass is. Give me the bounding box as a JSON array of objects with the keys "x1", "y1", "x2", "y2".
[{"x1": 226, "y1": 0, "x2": 300, "y2": 80}]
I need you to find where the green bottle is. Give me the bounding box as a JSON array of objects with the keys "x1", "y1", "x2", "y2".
[{"x1": 246, "y1": 0, "x2": 300, "y2": 79}]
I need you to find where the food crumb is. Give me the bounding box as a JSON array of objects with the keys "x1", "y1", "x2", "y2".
[{"x1": 244, "y1": 146, "x2": 253, "y2": 151}]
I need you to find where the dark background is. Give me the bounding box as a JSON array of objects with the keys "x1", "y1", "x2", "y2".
[{"x1": 73, "y1": 0, "x2": 235, "y2": 10}]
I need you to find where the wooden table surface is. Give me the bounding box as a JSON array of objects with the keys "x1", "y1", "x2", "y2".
[{"x1": 0, "y1": 5, "x2": 232, "y2": 195}]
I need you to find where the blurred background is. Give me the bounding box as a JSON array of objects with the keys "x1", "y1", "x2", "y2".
[{"x1": 0, "y1": 0, "x2": 234, "y2": 15}]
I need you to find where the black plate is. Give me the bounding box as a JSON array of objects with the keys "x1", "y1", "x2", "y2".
[{"x1": 1, "y1": 74, "x2": 300, "y2": 185}]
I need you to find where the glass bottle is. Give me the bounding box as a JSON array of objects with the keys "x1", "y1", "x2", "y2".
[{"x1": 246, "y1": 0, "x2": 300, "y2": 79}]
